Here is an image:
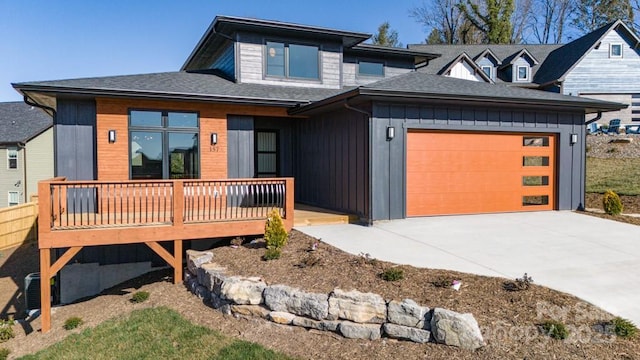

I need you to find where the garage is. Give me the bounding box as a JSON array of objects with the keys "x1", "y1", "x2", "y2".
[{"x1": 406, "y1": 131, "x2": 556, "y2": 216}]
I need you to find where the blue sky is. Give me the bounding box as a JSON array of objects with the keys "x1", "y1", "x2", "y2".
[{"x1": 0, "y1": 0, "x2": 428, "y2": 102}]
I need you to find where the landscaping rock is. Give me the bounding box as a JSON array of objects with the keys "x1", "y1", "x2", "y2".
[
  {"x1": 269, "y1": 311, "x2": 296, "y2": 325},
  {"x1": 383, "y1": 323, "x2": 431, "y2": 343},
  {"x1": 194, "y1": 285, "x2": 210, "y2": 301},
  {"x1": 186, "y1": 249, "x2": 213, "y2": 275},
  {"x1": 230, "y1": 305, "x2": 270, "y2": 318},
  {"x1": 430, "y1": 308, "x2": 484, "y2": 350},
  {"x1": 264, "y1": 285, "x2": 329, "y2": 320},
  {"x1": 292, "y1": 316, "x2": 341, "y2": 332},
  {"x1": 387, "y1": 299, "x2": 430, "y2": 329},
  {"x1": 328, "y1": 289, "x2": 386, "y2": 323},
  {"x1": 197, "y1": 262, "x2": 227, "y2": 293},
  {"x1": 220, "y1": 276, "x2": 266, "y2": 305},
  {"x1": 339, "y1": 321, "x2": 382, "y2": 340},
  {"x1": 209, "y1": 292, "x2": 231, "y2": 309}
]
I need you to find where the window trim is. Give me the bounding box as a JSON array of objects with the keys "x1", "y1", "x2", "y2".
[
  {"x1": 128, "y1": 109, "x2": 201, "y2": 180},
  {"x1": 8, "y1": 191, "x2": 19, "y2": 206},
  {"x1": 263, "y1": 39, "x2": 321, "y2": 81},
  {"x1": 7, "y1": 147, "x2": 17, "y2": 170},
  {"x1": 357, "y1": 60, "x2": 385, "y2": 77},
  {"x1": 516, "y1": 65, "x2": 529, "y2": 81},
  {"x1": 481, "y1": 65, "x2": 493, "y2": 79},
  {"x1": 610, "y1": 43, "x2": 623, "y2": 58}
]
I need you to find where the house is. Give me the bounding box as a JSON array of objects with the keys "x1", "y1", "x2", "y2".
[
  {"x1": 410, "y1": 20, "x2": 640, "y2": 125},
  {"x1": 0, "y1": 102, "x2": 53, "y2": 207},
  {"x1": 12, "y1": 16, "x2": 624, "y2": 332}
]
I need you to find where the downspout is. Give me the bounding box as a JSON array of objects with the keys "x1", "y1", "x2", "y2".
[
  {"x1": 343, "y1": 99, "x2": 374, "y2": 225},
  {"x1": 21, "y1": 141, "x2": 27, "y2": 203},
  {"x1": 585, "y1": 111, "x2": 602, "y2": 125}
]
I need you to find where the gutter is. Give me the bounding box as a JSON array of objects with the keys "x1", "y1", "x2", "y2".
[{"x1": 15, "y1": 85, "x2": 310, "y2": 108}]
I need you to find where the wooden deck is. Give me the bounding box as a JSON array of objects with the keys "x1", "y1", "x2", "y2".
[{"x1": 37, "y1": 177, "x2": 294, "y2": 333}]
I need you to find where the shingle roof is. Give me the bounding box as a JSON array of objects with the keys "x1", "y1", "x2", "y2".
[
  {"x1": 0, "y1": 101, "x2": 52, "y2": 144},
  {"x1": 293, "y1": 72, "x2": 626, "y2": 114},
  {"x1": 13, "y1": 72, "x2": 349, "y2": 106},
  {"x1": 409, "y1": 44, "x2": 561, "y2": 83}
]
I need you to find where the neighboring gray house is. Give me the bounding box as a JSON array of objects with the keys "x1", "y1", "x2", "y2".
[
  {"x1": 0, "y1": 102, "x2": 53, "y2": 207},
  {"x1": 411, "y1": 20, "x2": 640, "y2": 124}
]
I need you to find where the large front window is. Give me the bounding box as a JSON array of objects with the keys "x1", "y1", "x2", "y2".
[
  {"x1": 266, "y1": 41, "x2": 319, "y2": 80},
  {"x1": 129, "y1": 110, "x2": 199, "y2": 180}
]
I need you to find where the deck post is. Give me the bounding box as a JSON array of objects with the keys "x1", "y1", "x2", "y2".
[
  {"x1": 39, "y1": 248, "x2": 51, "y2": 333},
  {"x1": 284, "y1": 178, "x2": 295, "y2": 231},
  {"x1": 174, "y1": 239, "x2": 183, "y2": 284}
]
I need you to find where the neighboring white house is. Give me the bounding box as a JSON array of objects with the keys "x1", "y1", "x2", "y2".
[{"x1": 411, "y1": 20, "x2": 640, "y2": 124}]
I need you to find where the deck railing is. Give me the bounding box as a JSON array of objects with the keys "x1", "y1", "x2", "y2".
[{"x1": 38, "y1": 177, "x2": 294, "y2": 248}]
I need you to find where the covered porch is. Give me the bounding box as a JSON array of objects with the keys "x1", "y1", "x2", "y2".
[{"x1": 37, "y1": 177, "x2": 294, "y2": 333}]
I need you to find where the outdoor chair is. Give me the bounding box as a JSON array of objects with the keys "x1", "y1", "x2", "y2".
[
  {"x1": 603, "y1": 119, "x2": 621, "y2": 135},
  {"x1": 587, "y1": 122, "x2": 601, "y2": 134}
]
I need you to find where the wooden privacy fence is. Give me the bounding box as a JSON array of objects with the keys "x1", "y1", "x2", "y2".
[{"x1": 0, "y1": 201, "x2": 38, "y2": 250}]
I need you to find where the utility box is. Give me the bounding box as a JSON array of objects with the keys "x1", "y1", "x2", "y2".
[{"x1": 24, "y1": 272, "x2": 41, "y2": 311}]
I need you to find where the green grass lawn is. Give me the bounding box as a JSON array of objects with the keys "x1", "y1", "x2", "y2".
[
  {"x1": 19, "y1": 307, "x2": 295, "y2": 360},
  {"x1": 586, "y1": 157, "x2": 640, "y2": 195}
]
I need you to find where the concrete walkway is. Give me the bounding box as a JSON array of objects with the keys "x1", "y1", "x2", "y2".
[{"x1": 298, "y1": 211, "x2": 640, "y2": 325}]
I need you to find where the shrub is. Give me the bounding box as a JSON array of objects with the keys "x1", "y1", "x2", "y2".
[
  {"x1": 0, "y1": 348, "x2": 9, "y2": 360},
  {"x1": 603, "y1": 190, "x2": 623, "y2": 215},
  {"x1": 612, "y1": 317, "x2": 638, "y2": 339},
  {"x1": 63, "y1": 316, "x2": 83, "y2": 330},
  {"x1": 264, "y1": 210, "x2": 288, "y2": 251},
  {"x1": 541, "y1": 320, "x2": 569, "y2": 340},
  {"x1": 0, "y1": 320, "x2": 14, "y2": 342},
  {"x1": 131, "y1": 291, "x2": 150, "y2": 303},
  {"x1": 381, "y1": 268, "x2": 404, "y2": 282},
  {"x1": 262, "y1": 247, "x2": 281, "y2": 261},
  {"x1": 431, "y1": 278, "x2": 452, "y2": 288}
]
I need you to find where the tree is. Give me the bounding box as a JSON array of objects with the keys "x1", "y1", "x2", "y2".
[
  {"x1": 525, "y1": 0, "x2": 574, "y2": 43},
  {"x1": 411, "y1": 0, "x2": 483, "y2": 44},
  {"x1": 572, "y1": 0, "x2": 634, "y2": 32},
  {"x1": 458, "y1": 0, "x2": 516, "y2": 43},
  {"x1": 372, "y1": 22, "x2": 402, "y2": 47}
]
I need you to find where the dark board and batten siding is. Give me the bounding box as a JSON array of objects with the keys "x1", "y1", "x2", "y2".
[
  {"x1": 55, "y1": 98, "x2": 164, "y2": 267},
  {"x1": 227, "y1": 115, "x2": 255, "y2": 178},
  {"x1": 371, "y1": 102, "x2": 586, "y2": 221},
  {"x1": 294, "y1": 108, "x2": 370, "y2": 222}
]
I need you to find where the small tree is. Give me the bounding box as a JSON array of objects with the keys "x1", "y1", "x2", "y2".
[
  {"x1": 603, "y1": 189, "x2": 623, "y2": 215},
  {"x1": 264, "y1": 209, "x2": 288, "y2": 254}
]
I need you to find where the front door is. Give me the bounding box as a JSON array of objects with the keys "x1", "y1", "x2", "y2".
[{"x1": 255, "y1": 130, "x2": 279, "y2": 178}]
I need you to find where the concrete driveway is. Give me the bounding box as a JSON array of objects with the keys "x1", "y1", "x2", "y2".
[{"x1": 298, "y1": 211, "x2": 640, "y2": 325}]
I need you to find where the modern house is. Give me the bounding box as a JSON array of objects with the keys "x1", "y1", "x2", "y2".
[
  {"x1": 0, "y1": 102, "x2": 53, "y2": 208},
  {"x1": 410, "y1": 20, "x2": 640, "y2": 125},
  {"x1": 12, "y1": 16, "x2": 625, "y2": 332}
]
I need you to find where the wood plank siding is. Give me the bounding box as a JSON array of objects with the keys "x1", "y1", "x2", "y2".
[{"x1": 95, "y1": 98, "x2": 290, "y2": 180}]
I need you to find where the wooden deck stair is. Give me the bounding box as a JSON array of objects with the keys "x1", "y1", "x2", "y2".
[{"x1": 293, "y1": 204, "x2": 359, "y2": 226}]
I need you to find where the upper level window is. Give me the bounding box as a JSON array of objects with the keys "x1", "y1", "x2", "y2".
[
  {"x1": 610, "y1": 43, "x2": 623, "y2": 58},
  {"x1": 266, "y1": 41, "x2": 319, "y2": 80},
  {"x1": 516, "y1": 65, "x2": 529, "y2": 81},
  {"x1": 7, "y1": 148, "x2": 17, "y2": 169},
  {"x1": 129, "y1": 110, "x2": 199, "y2": 180},
  {"x1": 481, "y1": 66, "x2": 492, "y2": 79},
  {"x1": 358, "y1": 61, "x2": 384, "y2": 77}
]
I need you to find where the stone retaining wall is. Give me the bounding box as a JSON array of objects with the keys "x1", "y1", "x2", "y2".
[{"x1": 184, "y1": 250, "x2": 484, "y2": 350}]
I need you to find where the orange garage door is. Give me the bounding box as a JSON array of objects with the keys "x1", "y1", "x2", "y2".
[{"x1": 406, "y1": 131, "x2": 555, "y2": 216}]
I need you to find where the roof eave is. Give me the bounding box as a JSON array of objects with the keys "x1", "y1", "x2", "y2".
[{"x1": 13, "y1": 84, "x2": 310, "y2": 108}]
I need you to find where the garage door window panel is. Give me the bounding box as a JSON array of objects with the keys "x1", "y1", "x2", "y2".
[
  {"x1": 523, "y1": 156, "x2": 549, "y2": 166},
  {"x1": 522, "y1": 176, "x2": 549, "y2": 186},
  {"x1": 523, "y1": 195, "x2": 549, "y2": 206}
]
